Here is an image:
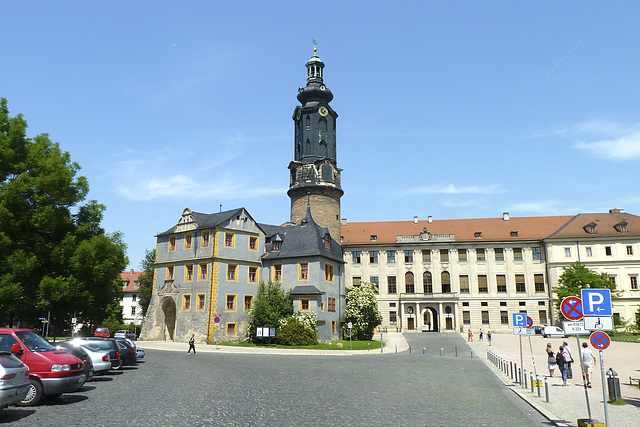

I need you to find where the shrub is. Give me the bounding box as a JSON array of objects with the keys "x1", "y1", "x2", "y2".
[{"x1": 276, "y1": 313, "x2": 318, "y2": 346}]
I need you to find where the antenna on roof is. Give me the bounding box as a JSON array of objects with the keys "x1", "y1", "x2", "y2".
[{"x1": 220, "y1": 204, "x2": 222, "y2": 212}]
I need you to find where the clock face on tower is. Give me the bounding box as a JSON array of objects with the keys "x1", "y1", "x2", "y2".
[{"x1": 318, "y1": 106, "x2": 328, "y2": 117}]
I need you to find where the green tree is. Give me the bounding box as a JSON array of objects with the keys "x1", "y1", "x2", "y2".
[
  {"x1": 138, "y1": 249, "x2": 155, "y2": 316},
  {"x1": 246, "y1": 281, "x2": 293, "y2": 343},
  {"x1": 635, "y1": 306, "x2": 640, "y2": 331},
  {"x1": 345, "y1": 282, "x2": 382, "y2": 340},
  {"x1": 0, "y1": 98, "x2": 128, "y2": 327},
  {"x1": 555, "y1": 262, "x2": 620, "y2": 313}
]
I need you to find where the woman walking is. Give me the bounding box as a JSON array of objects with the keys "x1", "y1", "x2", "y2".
[
  {"x1": 187, "y1": 333, "x2": 197, "y2": 355},
  {"x1": 546, "y1": 343, "x2": 556, "y2": 377},
  {"x1": 556, "y1": 345, "x2": 568, "y2": 385}
]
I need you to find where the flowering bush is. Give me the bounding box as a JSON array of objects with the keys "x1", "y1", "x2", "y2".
[
  {"x1": 276, "y1": 312, "x2": 318, "y2": 346},
  {"x1": 345, "y1": 282, "x2": 382, "y2": 340}
]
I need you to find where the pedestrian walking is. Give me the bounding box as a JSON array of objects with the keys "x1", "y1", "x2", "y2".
[
  {"x1": 479, "y1": 329, "x2": 483, "y2": 341},
  {"x1": 187, "y1": 333, "x2": 197, "y2": 355},
  {"x1": 556, "y1": 345, "x2": 569, "y2": 385},
  {"x1": 562, "y1": 341, "x2": 573, "y2": 379},
  {"x1": 546, "y1": 343, "x2": 556, "y2": 377},
  {"x1": 468, "y1": 329, "x2": 473, "y2": 342},
  {"x1": 487, "y1": 331, "x2": 492, "y2": 346},
  {"x1": 581, "y1": 342, "x2": 595, "y2": 387}
]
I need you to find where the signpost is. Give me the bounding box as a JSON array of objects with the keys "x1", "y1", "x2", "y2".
[
  {"x1": 583, "y1": 316, "x2": 614, "y2": 331},
  {"x1": 560, "y1": 296, "x2": 583, "y2": 320},
  {"x1": 581, "y1": 289, "x2": 612, "y2": 316},
  {"x1": 589, "y1": 331, "x2": 611, "y2": 350},
  {"x1": 563, "y1": 321, "x2": 589, "y2": 335},
  {"x1": 512, "y1": 313, "x2": 526, "y2": 386},
  {"x1": 526, "y1": 316, "x2": 534, "y2": 328},
  {"x1": 348, "y1": 322, "x2": 353, "y2": 349}
]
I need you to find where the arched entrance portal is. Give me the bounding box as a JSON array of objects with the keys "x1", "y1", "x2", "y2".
[
  {"x1": 421, "y1": 307, "x2": 438, "y2": 332},
  {"x1": 161, "y1": 298, "x2": 177, "y2": 341}
]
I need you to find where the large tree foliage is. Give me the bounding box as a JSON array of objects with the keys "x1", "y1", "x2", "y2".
[
  {"x1": 246, "y1": 281, "x2": 293, "y2": 343},
  {"x1": 345, "y1": 282, "x2": 382, "y2": 340},
  {"x1": 555, "y1": 262, "x2": 619, "y2": 313},
  {"x1": 138, "y1": 249, "x2": 155, "y2": 316},
  {"x1": 0, "y1": 98, "x2": 128, "y2": 327}
]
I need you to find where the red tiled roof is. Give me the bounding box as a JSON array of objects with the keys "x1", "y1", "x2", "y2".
[
  {"x1": 547, "y1": 211, "x2": 640, "y2": 239},
  {"x1": 120, "y1": 270, "x2": 144, "y2": 293}
]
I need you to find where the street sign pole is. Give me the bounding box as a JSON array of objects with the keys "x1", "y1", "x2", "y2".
[
  {"x1": 527, "y1": 335, "x2": 538, "y2": 382},
  {"x1": 575, "y1": 334, "x2": 592, "y2": 421},
  {"x1": 599, "y1": 350, "x2": 610, "y2": 427},
  {"x1": 519, "y1": 334, "x2": 524, "y2": 387}
]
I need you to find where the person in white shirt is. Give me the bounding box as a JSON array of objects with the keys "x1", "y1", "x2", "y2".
[{"x1": 581, "y1": 342, "x2": 595, "y2": 387}]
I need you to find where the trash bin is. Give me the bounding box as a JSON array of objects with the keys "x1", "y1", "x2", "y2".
[{"x1": 606, "y1": 368, "x2": 622, "y2": 402}]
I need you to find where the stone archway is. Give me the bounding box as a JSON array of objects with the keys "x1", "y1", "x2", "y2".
[
  {"x1": 161, "y1": 297, "x2": 177, "y2": 341},
  {"x1": 421, "y1": 307, "x2": 439, "y2": 332}
]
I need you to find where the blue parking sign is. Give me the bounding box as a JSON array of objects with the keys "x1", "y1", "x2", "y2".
[
  {"x1": 581, "y1": 289, "x2": 612, "y2": 316},
  {"x1": 512, "y1": 313, "x2": 526, "y2": 327}
]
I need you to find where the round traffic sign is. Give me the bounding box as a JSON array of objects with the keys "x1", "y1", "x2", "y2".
[
  {"x1": 526, "y1": 316, "x2": 533, "y2": 328},
  {"x1": 561, "y1": 296, "x2": 583, "y2": 320},
  {"x1": 214, "y1": 316, "x2": 220, "y2": 324},
  {"x1": 589, "y1": 331, "x2": 611, "y2": 350}
]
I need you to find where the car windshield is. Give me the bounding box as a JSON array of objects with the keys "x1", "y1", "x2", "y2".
[
  {"x1": 85, "y1": 341, "x2": 112, "y2": 351},
  {"x1": 15, "y1": 330, "x2": 55, "y2": 352}
]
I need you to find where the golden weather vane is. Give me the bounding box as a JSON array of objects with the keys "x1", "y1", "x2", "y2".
[{"x1": 313, "y1": 39, "x2": 317, "y2": 53}]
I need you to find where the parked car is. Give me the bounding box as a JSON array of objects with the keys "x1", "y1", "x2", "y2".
[
  {"x1": 52, "y1": 342, "x2": 93, "y2": 383},
  {"x1": 93, "y1": 328, "x2": 110, "y2": 338},
  {"x1": 114, "y1": 330, "x2": 137, "y2": 341},
  {"x1": 136, "y1": 348, "x2": 145, "y2": 360},
  {"x1": 72, "y1": 342, "x2": 111, "y2": 375},
  {"x1": 77, "y1": 337, "x2": 121, "y2": 369},
  {"x1": 532, "y1": 326, "x2": 543, "y2": 335},
  {"x1": 0, "y1": 352, "x2": 30, "y2": 410},
  {"x1": 113, "y1": 339, "x2": 137, "y2": 367},
  {"x1": 0, "y1": 328, "x2": 85, "y2": 406},
  {"x1": 542, "y1": 326, "x2": 567, "y2": 338}
]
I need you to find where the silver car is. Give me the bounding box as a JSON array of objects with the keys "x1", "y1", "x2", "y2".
[
  {"x1": 0, "y1": 352, "x2": 30, "y2": 410},
  {"x1": 67, "y1": 340, "x2": 111, "y2": 375}
]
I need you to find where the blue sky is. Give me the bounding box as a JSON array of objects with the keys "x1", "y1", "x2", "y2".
[{"x1": 2, "y1": 2, "x2": 640, "y2": 270}]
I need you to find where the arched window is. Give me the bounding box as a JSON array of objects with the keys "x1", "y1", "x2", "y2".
[
  {"x1": 423, "y1": 271, "x2": 432, "y2": 293},
  {"x1": 405, "y1": 272, "x2": 414, "y2": 293},
  {"x1": 441, "y1": 271, "x2": 451, "y2": 293}
]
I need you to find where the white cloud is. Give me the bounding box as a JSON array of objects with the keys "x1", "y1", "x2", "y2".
[
  {"x1": 398, "y1": 184, "x2": 504, "y2": 197},
  {"x1": 574, "y1": 132, "x2": 640, "y2": 160},
  {"x1": 555, "y1": 121, "x2": 640, "y2": 160},
  {"x1": 505, "y1": 200, "x2": 579, "y2": 216}
]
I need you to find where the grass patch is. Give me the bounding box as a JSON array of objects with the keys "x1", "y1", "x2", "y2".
[
  {"x1": 608, "y1": 398, "x2": 626, "y2": 405},
  {"x1": 213, "y1": 339, "x2": 383, "y2": 351},
  {"x1": 609, "y1": 332, "x2": 640, "y2": 343}
]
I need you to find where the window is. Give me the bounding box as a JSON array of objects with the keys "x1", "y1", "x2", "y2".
[
  {"x1": 131, "y1": 307, "x2": 136, "y2": 316},
  {"x1": 352, "y1": 251, "x2": 362, "y2": 264},
  {"x1": 627, "y1": 245, "x2": 634, "y2": 256},
  {"x1": 226, "y1": 294, "x2": 236, "y2": 311},
  {"x1": 609, "y1": 276, "x2": 616, "y2": 286},
  {"x1": 184, "y1": 233, "x2": 192, "y2": 249},
  {"x1": 132, "y1": 294, "x2": 137, "y2": 301},
  {"x1": 481, "y1": 311, "x2": 489, "y2": 324},
  {"x1": 227, "y1": 323, "x2": 237, "y2": 335},
  {"x1": 369, "y1": 251, "x2": 379, "y2": 264},
  {"x1": 166, "y1": 265, "x2": 174, "y2": 280},
  {"x1": 500, "y1": 311, "x2": 509, "y2": 325},
  {"x1": 538, "y1": 301, "x2": 546, "y2": 306},
  {"x1": 273, "y1": 241, "x2": 281, "y2": 250},
  {"x1": 510, "y1": 231, "x2": 519, "y2": 237},
  {"x1": 474, "y1": 232, "x2": 482, "y2": 238},
  {"x1": 197, "y1": 294, "x2": 205, "y2": 310},
  {"x1": 463, "y1": 311, "x2": 470, "y2": 325},
  {"x1": 605, "y1": 246, "x2": 612, "y2": 256},
  {"x1": 462, "y1": 302, "x2": 469, "y2": 307},
  {"x1": 300, "y1": 299, "x2": 310, "y2": 311},
  {"x1": 423, "y1": 272, "x2": 432, "y2": 293},
  {"x1": 440, "y1": 249, "x2": 449, "y2": 262},
  {"x1": 500, "y1": 301, "x2": 507, "y2": 307},
  {"x1": 539, "y1": 310, "x2": 547, "y2": 325},
  {"x1": 405, "y1": 272, "x2": 415, "y2": 293},
  {"x1": 248, "y1": 266, "x2": 258, "y2": 283},
  {"x1": 387, "y1": 251, "x2": 396, "y2": 263},
  {"x1": 458, "y1": 249, "x2": 467, "y2": 262},
  {"x1": 513, "y1": 248, "x2": 523, "y2": 261},
  {"x1": 534, "y1": 274, "x2": 545, "y2": 292},
  {"x1": 325, "y1": 264, "x2": 334, "y2": 282},
  {"x1": 273, "y1": 265, "x2": 282, "y2": 282},
  {"x1": 631, "y1": 276, "x2": 638, "y2": 290},
  {"x1": 183, "y1": 294, "x2": 191, "y2": 310},
  {"x1": 244, "y1": 295, "x2": 254, "y2": 310},
  {"x1": 481, "y1": 301, "x2": 488, "y2": 307},
  {"x1": 478, "y1": 275, "x2": 488, "y2": 293},
  {"x1": 496, "y1": 275, "x2": 507, "y2": 293},
  {"x1": 476, "y1": 249, "x2": 485, "y2": 262},
  {"x1": 459, "y1": 275, "x2": 469, "y2": 293},
  {"x1": 532, "y1": 247, "x2": 542, "y2": 261},
  {"x1": 404, "y1": 250, "x2": 414, "y2": 263},
  {"x1": 519, "y1": 302, "x2": 526, "y2": 306},
  {"x1": 332, "y1": 321, "x2": 336, "y2": 335},
  {"x1": 169, "y1": 236, "x2": 176, "y2": 251},
  {"x1": 199, "y1": 263, "x2": 208, "y2": 281},
  {"x1": 249, "y1": 236, "x2": 258, "y2": 251},
  {"x1": 227, "y1": 264, "x2": 237, "y2": 281},
  {"x1": 122, "y1": 280, "x2": 128, "y2": 288},
  {"x1": 494, "y1": 248, "x2": 504, "y2": 261},
  {"x1": 370, "y1": 276, "x2": 379, "y2": 293},
  {"x1": 185, "y1": 265, "x2": 194, "y2": 282},
  {"x1": 441, "y1": 271, "x2": 451, "y2": 293},
  {"x1": 515, "y1": 274, "x2": 526, "y2": 293},
  {"x1": 564, "y1": 247, "x2": 571, "y2": 257},
  {"x1": 586, "y1": 247, "x2": 593, "y2": 257},
  {"x1": 324, "y1": 234, "x2": 331, "y2": 249},
  {"x1": 389, "y1": 311, "x2": 397, "y2": 325},
  {"x1": 370, "y1": 235, "x2": 377, "y2": 241},
  {"x1": 422, "y1": 250, "x2": 431, "y2": 262},
  {"x1": 352, "y1": 277, "x2": 361, "y2": 287},
  {"x1": 389, "y1": 302, "x2": 396, "y2": 307},
  {"x1": 328, "y1": 297, "x2": 336, "y2": 312},
  {"x1": 202, "y1": 231, "x2": 210, "y2": 247},
  {"x1": 387, "y1": 276, "x2": 397, "y2": 294},
  {"x1": 225, "y1": 233, "x2": 234, "y2": 247},
  {"x1": 299, "y1": 263, "x2": 309, "y2": 280}
]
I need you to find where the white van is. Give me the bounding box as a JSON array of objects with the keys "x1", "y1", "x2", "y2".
[{"x1": 542, "y1": 326, "x2": 566, "y2": 338}]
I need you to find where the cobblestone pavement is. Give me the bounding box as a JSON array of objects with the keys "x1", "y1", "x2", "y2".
[{"x1": 1, "y1": 335, "x2": 550, "y2": 426}]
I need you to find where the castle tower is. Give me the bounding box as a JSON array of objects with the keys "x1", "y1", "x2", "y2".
[{"x1": 288, "y1": 44, "x2": 343, "y2": 240}]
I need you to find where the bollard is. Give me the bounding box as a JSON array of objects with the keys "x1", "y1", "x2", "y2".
[
  {"x1": 368, "y1": 343, "x2": 370, "y2": 351},
  {"x1": 510, "y1": 362, "x2": 513, "y2": 380},
  {"x1": 544, "y1": 376, "x2": 549, "y2": 402},
  {"x1": 537, "y1": 375, "x2": 541, "y2": 397},
  {"x1": 395, "y1": 345, "x2": 397, "y2": 354},
  {"x1": 530, "y1": 372, "x2": 534, "y2": 393},
  {"x1": 470, "y1": 349, "x2": 474, "y2": 359},
  {"x1": 455, "y1": 346, "x2": 458, "y2": 357},
  {"x1": 423, "y1": 347, "x2": 426, "y2": 355},
  {"x1": 524, "y1": 369, "x2": 527, "y2": 388},
  {"x1": 409, "y1": 345, "x2": 411, "y2": 354},
  {"x1": 440, "y1": 347, "x2": 444, "y2": 356}
]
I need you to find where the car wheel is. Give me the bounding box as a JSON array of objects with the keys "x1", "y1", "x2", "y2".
[
  {"x1": 112, "y1": 358, "x2": 124, "y2": 370},
  {"x1": 543, "y1": 334, "x2": 548, "y2": 338},
  {"x1": 18, "y1": 379, "x2": 43, "y2": 406}
]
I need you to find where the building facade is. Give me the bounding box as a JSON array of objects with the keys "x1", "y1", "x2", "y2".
[
  {"x1": 340, "y1": 210, "x2": 640, "y2": 333},
  {"x1": 120, "y1": 270, "x2": 142, "y2": 325}
]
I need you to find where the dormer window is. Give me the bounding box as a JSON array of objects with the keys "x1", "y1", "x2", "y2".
[
  {"x1": 324, "y1": 234, "x2": 331, "y2": 249},
  {"x1": 584, "y1": 222, "x2": 598, "y2": 234},
  {"x1": 510, "y1": 231, "x2": 519, "y2": 237},
  {"x1": 474, "y1": 232, "x2": 482, "y2": 238},
  {"x1": 273, "y1": 241, "x2": 281, "y2": 251},
  {"x1": 614, "y1": 221, "x2": 628, "y2": 233},
  {"x1": 370, "y1": 235, "x2": 377, "y2": 241}
]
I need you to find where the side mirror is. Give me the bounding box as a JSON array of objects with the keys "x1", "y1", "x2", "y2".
[{"x1": 11, "y1": 343, "x2": 24, "y2": 354}]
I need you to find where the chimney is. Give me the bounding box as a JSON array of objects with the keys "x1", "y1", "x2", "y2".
[
  {"x1": 341, "y1": 218, "x2": 347, "y2": 226},
  {"x1": 609, "y1": 208, "x2": 624, "y2": 214},
  {"x1": 428, "y1": 216, "x2": 433, "y2": 224},
  {"x1": 503, "y1": 212, "x2": 510, "y2": 221},
  {"x1": 413, "y1": 216, "x2": 418, "y2": 224}
]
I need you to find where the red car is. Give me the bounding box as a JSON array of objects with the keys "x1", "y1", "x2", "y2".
[{"x1": 93, "y1": 328, "x2": 110, "y2": 338}]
